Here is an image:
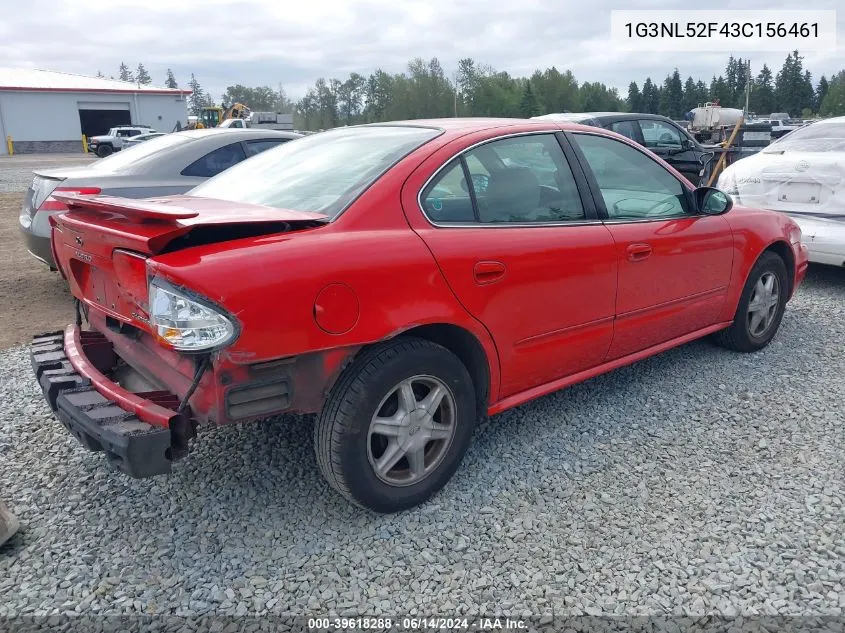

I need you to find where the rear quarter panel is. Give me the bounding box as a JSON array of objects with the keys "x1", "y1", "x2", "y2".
[{"x1": 146, "y1": 138, "x2": 502, "y2": 397}]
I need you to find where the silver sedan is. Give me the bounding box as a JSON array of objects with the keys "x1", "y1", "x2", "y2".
[{"x1": 20, "y1": 128, "x2": 302, "y2": 268}]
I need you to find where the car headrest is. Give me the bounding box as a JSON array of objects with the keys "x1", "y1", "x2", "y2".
[{"x1": 483, "y1": 167, "x2": 541, "y2": 220}]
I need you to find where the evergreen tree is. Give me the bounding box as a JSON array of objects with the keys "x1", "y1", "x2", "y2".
[
  {"x1": 188, "y1": 74, "x2": 205, "y2": 115},
  {"x1": 815, "y1": 76, "x2": 829, "y2": 113},
  {"x1": 660, "y1": 69, "x2": 683, "y2": 118},
  {"x1": 135, "y1": 63, "x2": 151, "y2": 85},
  {"x1": 750, "y1": 64, "x2": 776, "y2": 115},
  {"x1": 641, "y1": 77, "x2": 659, "y2": 113},
  {"x1": 519, "y1": 81, "x2": 539, "y2": 117},
  {"x1": 96, "y1": 70, "x2": 104, "y2": 78},
  {"x1": 118, "y1": 62, "x2": 133, "y2": 82},
  {"x1": 165, "y1": 69, "x2": 178, "y2": 89},
  {"x1": 627, "y1": 81, "x2": 643, "y2": 112},
  {"x1": 819, "y1": 71, "x2": 845, "y2": 116}
]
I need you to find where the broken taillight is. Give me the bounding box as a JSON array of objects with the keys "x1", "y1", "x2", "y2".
[{"x1": 112, "y1": 249, "x2": 150, "y2": 313}]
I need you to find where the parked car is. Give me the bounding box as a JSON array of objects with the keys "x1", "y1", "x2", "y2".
[
  {"x1": 122, "y1": 131, "x2": 167, "y2": 148},
  {"x1": 532, "y1": 112, "x2": 718, "y2": 186},
  {"x1": 20, "y1": 128, "x2": 302, "y2": 268},
  {"x1": 31, "y1": 119, "x2": 807, "y2": 513},
  {"x1": 718, "y1": 116, "x2": 845, "y2": 267},
  {"x1": 88, "y1": 125, "x2": 155, "y2": 157}
]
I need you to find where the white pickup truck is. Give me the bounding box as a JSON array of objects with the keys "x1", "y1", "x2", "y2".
[{"x1": 88, "y1": 126, "x2": 156, "y2": 157}]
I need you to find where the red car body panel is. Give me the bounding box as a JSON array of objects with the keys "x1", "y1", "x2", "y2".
[{"x1": 46, "y1": 119, "x2": 808, "y2": 435}]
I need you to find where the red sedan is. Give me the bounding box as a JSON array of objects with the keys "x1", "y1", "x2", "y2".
[{"x1": 32, "y1": 118, "x2": 808, "y2": 512}]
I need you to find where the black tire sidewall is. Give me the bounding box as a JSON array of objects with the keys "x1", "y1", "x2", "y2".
[
  {"x1": 735, "y1": 252, "x2": 788, "y2": 350},
  {"x1": 336, "y1": 343, "x2": 476, "y2": 513},
  {"x1": 97, "y1": 145, "x2": 113, "y2": 158}
]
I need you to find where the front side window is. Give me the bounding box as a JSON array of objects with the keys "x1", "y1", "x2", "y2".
[
  {"x1": 572, "y1": 133, "x2": 690, "y2": 220},
  {"x1": 639, "y1": 120, "x2": 683, "y2": 149},
  {"x1": 421, "y1": 134, "x2": 585, "y2": 225}
]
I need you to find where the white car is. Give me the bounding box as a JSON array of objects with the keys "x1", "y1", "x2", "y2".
[{"x1": 718, "y1": 117, "x2": 845, "y2": 268}]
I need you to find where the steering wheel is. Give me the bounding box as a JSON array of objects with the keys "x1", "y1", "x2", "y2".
[
  {"x1": 612, "y1": 195, "x2": 679, "y2": 218},
  {"x1": 644, "y1": 195, "x2": 681, "y2": 216}
]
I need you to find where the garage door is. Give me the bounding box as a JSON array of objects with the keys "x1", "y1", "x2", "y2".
[{"x1": 77, "y1": 102, "x2": 131, "y2": 138}]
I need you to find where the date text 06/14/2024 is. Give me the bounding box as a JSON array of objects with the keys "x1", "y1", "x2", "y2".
[{"x1": 307, "y1": 617, "x2": 528, "y2": 631}]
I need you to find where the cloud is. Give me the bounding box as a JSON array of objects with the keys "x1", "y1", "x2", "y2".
[{"x1": 1, "y1": 0, "x2": 843, "y2": 100}]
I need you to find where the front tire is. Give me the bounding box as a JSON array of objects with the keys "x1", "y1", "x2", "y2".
[
  {"x1": 715, "y1": 251, "x2": 788, "y2": 353},
  {"x1": 314, "y1": 337, "x2": 477, "y2": 513},
  {"x1": 96, "y1": 144, "x2": 113, "y2": 158}
]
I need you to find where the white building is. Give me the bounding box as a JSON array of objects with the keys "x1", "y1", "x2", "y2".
[{"x1": 0, "y1": 68, "x2": 191, "y2": 155}]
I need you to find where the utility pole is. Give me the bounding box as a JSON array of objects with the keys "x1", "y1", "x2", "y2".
[
  {"x1": 745, "y1": 59, "x2": 752, "y2": 116},
  {"x1": 453, "y1": 71, "x2": 459, "y2": 118}
]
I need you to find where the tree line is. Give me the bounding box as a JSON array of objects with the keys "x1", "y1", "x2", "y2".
[{"x1": 96, "y1": 51, "x2": 845, "y2": 130}]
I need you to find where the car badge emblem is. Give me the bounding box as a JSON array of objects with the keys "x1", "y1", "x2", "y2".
[
  {"x1": 75, "y1": 235, "x2": 83, "y2": 246},
  {"x1": 796, "y1": 160, "x2": 810, "y2": 172}
]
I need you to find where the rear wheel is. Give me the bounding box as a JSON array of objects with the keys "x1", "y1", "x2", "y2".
[
  {"x1": 96, "y1": 144, "x2": 113, "y2": 158},
  {"x1": 715, "y1": 251, "x2": 788, "y2": 352},
  {"x1": 314, "y1": 337, "x2": 476, "y2": 513}
]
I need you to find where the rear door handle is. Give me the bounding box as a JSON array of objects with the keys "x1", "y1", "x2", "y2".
[
  {"x1": 473, "y1": 260, "x2": 506, "y2": 284},
  {"x1": 626, "y1": 243, "x2": 653, "y2": 262}
]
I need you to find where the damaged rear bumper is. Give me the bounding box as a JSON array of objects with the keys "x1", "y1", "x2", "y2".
[{"x1": 30, "y1": 327, "x2": 192, "y2": 478}]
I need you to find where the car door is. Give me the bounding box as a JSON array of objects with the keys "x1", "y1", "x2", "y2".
[
  {"x1": 638, "y1": 119, "x2": 704, "y2": 185},
  {"x1": 568, "y1": 131, "x2": 734, "y2": 360},
  {"x1": 409, "y1": 132, "x2": 618, "y2": 399}
]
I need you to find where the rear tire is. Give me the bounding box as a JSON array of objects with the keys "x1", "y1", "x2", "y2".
[
  {"x1": 314, "y1": 337, "x2": 476, "y2": 513},
  {"x1": 96, "y1": 144, "x2": 113, "y2": 158},
  {"x1": 715, "y1": 251, "x2": 788, "y2": 353}
]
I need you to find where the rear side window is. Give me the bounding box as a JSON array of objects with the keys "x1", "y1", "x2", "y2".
[
  {"x1": 244, "y1": 139, "x2": 289, "y2": 157},
  {"x1": 421, "y1": 133, "x2": 586, "y2": 225},
  {"x1": 182, "y1": 142, "x2": 248, "y2": 178}
]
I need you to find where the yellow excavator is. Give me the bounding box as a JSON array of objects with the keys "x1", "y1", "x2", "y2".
[{"x1": 178, "y1": 103, "x2": 251, "y2": 130}]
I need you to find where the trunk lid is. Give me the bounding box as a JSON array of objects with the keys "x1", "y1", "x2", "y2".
[
  {"x1": 51, "y1": 194, "x2": 328, "y2": 328},
  {"x1": 22, "y1": 173, "x2": 65, "y2": 218}
]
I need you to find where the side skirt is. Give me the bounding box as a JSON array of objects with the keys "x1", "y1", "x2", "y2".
[{"x1": 487, "y1": 321, "x2": 733, "y2": 416}]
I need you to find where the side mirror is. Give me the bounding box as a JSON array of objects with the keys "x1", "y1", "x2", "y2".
[{"x1": 694, "y1": 186, "x2": 733, "y2": 215}]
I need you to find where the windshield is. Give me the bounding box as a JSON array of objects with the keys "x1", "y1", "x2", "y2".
[
  {"x1": 188, "y1": 125, "x2": 441, "y2": 219},
  {"x1": 763, "y1": 121, "x2": 845, "y2": 153},
  {"x1": 90, "y1": 134, "x2": 194, "y2": 171}
]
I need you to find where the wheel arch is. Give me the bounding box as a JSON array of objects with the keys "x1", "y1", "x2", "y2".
[
  {"x1": 762, "y1": 239, "x2": 795, "y2": 298},
  {"x1": 395, "y1": 323, "x2": 491, "y2": 419}
]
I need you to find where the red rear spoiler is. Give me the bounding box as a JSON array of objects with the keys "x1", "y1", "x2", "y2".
[{"x1": 52, "y1": 192, "x2": 199, "y2": 222}]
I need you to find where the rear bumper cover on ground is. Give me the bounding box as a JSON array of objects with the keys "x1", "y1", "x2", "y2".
[{"x1": 30, "y1": 328, "x2": 180, "y2": 478}]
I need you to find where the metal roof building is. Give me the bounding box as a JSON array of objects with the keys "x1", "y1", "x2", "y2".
[{"x1": 0, "y1": 68, "x2": 191, "y2": 155}]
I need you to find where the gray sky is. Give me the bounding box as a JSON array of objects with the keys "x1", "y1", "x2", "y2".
[{"x1": 1, "y1": 0, "x2": 843, "y2": 101}]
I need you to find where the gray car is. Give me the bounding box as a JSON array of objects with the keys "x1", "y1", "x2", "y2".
[{"x1": 20, "y1": 128, "x2": 302, "y2": 268}]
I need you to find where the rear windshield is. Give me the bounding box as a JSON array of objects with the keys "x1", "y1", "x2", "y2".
[
  {"x1": 91, "y1": 134, "x2": 194, "y2": 171},
  {"x1": 763, "y1": 121, "x2": 845, "y2": 153},
  {"x1": 187, "y1": 126, "x2": 441, "y2": 219}
]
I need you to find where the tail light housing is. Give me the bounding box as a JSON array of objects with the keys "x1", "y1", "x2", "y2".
[{"x1": 39, "y1": 186, "x2": 101, "y2": 212}]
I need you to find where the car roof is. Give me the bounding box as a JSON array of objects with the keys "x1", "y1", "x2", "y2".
[{"x1": 172, "y1": 128, "x2": 302, "y2": 140}]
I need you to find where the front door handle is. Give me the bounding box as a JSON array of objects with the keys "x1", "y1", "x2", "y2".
[
  {"x1": 626, "y1": 243, "x2": 653, "y2": 262},
  {"x1": 473, "y1": 260, "x2": 506, "y2": 284}
]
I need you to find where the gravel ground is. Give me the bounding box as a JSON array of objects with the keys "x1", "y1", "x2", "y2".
[
  {"x1": 0, "y1": 154, "x2": 96, "y2": 194},
  {"x1": 0, "y1": 266, "x2": 843, "y2": 619}
]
